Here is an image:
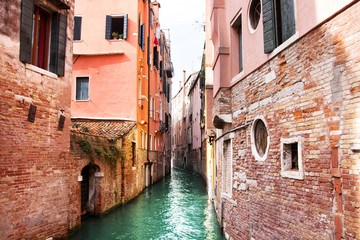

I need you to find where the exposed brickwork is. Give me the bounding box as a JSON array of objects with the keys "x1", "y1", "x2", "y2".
[
  {"x1": 214, "y1": 2, "x2": 360, "y2": 239},
  {"x1": 68, "y1": 125, "x2": 146, "y2": 229},
  {"x1": 0, "y1": 0, "x2": 74, "y2": 239}
]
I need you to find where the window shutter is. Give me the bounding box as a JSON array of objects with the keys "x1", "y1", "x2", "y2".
[
  {"x1": 262, "y1": 0, "x2": 275, "y2": 53},
  {"x1": 138, "y1": 14, "x2": 142, "y2": 46},
  {"x1": 147, "y1": 36, "x2": 150, "y2": 65},
  {"x1": 123, "y1": 14, "x2": 128, "y2": 39},
  {"x1": 74, "y1": 16, "x2": 82, "y2": 40},
  {"x1": 163, "y1": 72, "x2": 167, "y2": 94},
  {"x1": 141, "y1": 24, "x2": 145, "y2": 51},
  {"x1": 280, "y1": 0, "x2": 295, "y2": 42},
  {"x1": 50, "y1": 13, "x2": 67, "y2": 76},
  {"x1": 160, "y1": 61, "x2": 163, "y2": 77},
  {"x1": 167, "y1": 83, "x2": 170, "y2": 102},
  {"x1": 19, "y1": 0, "x2": 34, "y2": 63},
  {"x1": 105, "y1": 15, "x2": 112, "y2": 39}
]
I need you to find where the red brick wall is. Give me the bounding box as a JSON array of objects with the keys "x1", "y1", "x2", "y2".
[
  {"x1": 0, "y1": 1, "x2": 74, "y2": 239},
  {"x1": 214, "y1": 2, "x2": 360, "y2": 239}
]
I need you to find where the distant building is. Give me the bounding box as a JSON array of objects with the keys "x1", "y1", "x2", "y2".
[
  {"x1": 70, "y1": 0, "x2": 172, "y2": 227},
  {"x1": 0, "y1": 0, "x2": 74, "y2": 239},
  {"x1": 172, "y1": 67, "x2": 208, "y2": 179},
  {"x1": 207, "y1": 0, "x2": 360, "y2": 239}
]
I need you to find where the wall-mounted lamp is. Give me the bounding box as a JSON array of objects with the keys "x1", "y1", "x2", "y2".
[{"x1": 28, "y1": 104, "x2": 37, "y2": 122}]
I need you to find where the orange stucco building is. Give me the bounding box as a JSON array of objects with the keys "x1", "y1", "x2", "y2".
[{"x1": 70, "y1": 0, "x2": 172, "y2": 219}]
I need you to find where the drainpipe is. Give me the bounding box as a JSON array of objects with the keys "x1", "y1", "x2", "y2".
[{"x1": 146, "y1": 0, "x2": 152, "y2": 186}]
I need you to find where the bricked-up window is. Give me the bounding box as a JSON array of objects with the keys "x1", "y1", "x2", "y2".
[
  {"x1": 20, "y1": 0, "x2": 68, "y2": 76},
  {"x1": 231, "y1": 12, "x2": 243, "y2": 73},
  {"x1": 75, "y1": 77, "x2": 89, "y2": 101},
  {"x1": 74, "y1": 16, "x2": 82, "y2": 41},
  {"x1": 262, "y1": 0, "x2": 296, "y2": 53},
  {"x1": 222, "y1": 139, "x2": 232, "y2": 197},
  {"x1": 105, "y1": 15, "x2": 128, "y2": 40},
  {"x1": 132, "y1": 142, "x2": 136, "y2": 166},
  {"x1": 281, "y1": 136, "x2": 304, "y2": 179},
  {"x1": 251, "y1": 116, "x2": 270, "y2": 161}
]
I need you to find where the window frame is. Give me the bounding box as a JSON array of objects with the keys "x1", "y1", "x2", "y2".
[
  {"x1": 280, "y1": 136, "x2": 304, "y2": 180},
  {"x1": 20, "y1": 0, "x2": 68, "y2": 76},
  {"x1": 74, "y1": 15, "x2": 82, "y2": 41},
  {"x1": 231, "y1": 11, "x2": 243, "y2": 74},
  {"x1": 262, "y1": 0, "x2": 297, "y2": 53},
  {"x1": 250, "y1": 115, "x2": 270, "y2": 161},
  {"x1": 75, "y1": 76, "x2": 90, "y2": 101},
  {"x1": 222, "y1": 137, "x2": 233, "y2": 198},
  {"x1": 105, "y1": 14, "x2": 128, "y2": 40}
]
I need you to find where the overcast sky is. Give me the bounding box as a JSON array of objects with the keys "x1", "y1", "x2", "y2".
[{"x1": 157, "y1": 0, "x2": 205, "y2": 96}]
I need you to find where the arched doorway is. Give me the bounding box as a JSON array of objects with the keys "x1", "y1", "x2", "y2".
[{"x1": 81, "y1": 164, "x2": 101, "y2": 218}]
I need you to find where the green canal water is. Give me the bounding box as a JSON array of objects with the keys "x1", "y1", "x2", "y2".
[{"x1": 68, "y1": 168, "x2": 225, "y2": 240}]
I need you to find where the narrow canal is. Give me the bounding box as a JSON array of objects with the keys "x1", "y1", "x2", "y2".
[{"x1": 68, "y1": 168, "x2": 225, "y2": 240}]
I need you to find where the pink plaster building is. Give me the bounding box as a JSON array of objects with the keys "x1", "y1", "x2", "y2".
[{"x1": 207, "y1": 0, "x2": 360, "y2": 239}]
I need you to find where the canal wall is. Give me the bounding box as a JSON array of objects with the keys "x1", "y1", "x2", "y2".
[
  {"x1": 69, "y1": 122, "x2": 146, "y2": 229},
  {"x1": 0, "y1": 0, "x2": 75, "y2": 239},
  {"x1": 212, "y1": 2, "x2": 360, "y2": 239}
]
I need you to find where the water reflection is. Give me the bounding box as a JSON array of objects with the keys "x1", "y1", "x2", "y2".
[{"x1": 68, "y1": 168, "x2": 224, "y2": 240}]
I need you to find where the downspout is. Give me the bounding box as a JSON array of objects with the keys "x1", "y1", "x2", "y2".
[{"x1": 147, "y1": 0, "x2": 152, "y2": 186}]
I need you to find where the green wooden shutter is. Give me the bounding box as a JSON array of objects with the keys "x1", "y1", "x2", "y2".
[
  {"x1": 123, "y1": 14, "x2": 128, "y2": 39},
  {"x1": 163, "y1": 72, "x2": 167, "y2": 94},
  {"x1": 141, "y1": 24, "x2": 145, "y2": 51},
  {"x1": 138, "y1": 14, "x2": 142, "y2": 46},
  {"x1": 280, "y1": 0, "x2": 295, "y2": 42},
  {"x1": 74, "y1": 16, "x2": 82, "y2": 41},
  {"x1": 105, "y1": 15, "x2": 112, "y2": 39},
  {"x1": 262, "y1": 0, "x2": 275, "y2": 53},
  {"x1": 50, "y1": 13, "x2": 67, "y2": 76},
  {"x1": 147, "y1": 36, "x2": 150, "y2": 65},
  {"x1": 19, "y1": 0, "x2": 34, "y2": 63}
]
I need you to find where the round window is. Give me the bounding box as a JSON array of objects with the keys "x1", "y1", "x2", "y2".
[
  {"x1": 249, "y1": 0, "x2": 261, "y2": 31},
  {"x1": 251, "y1": 116, "x2": 269, "y2": 161}
]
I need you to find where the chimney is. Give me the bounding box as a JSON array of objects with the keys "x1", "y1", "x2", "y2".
[
  {"x1": 183, "y1": 70, "x2": 186, "y2": 86},
  {"x1": 151, "y1": 1, "x2": 161, "y2": 21}
]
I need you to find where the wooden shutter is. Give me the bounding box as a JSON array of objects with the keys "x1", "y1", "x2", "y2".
[
  {"x1": 20, "y1": 0, "x2": 34, "y2": 63},
  {"x1": 147, "y1": 37, "x2": 150, "y2": 65},
  {"x1": 280, "y1": 0, "x2": 295, "y2": 42},
  {"x1": 141, "y1": 24, "x2": 145, "y2": 51},
  {"x1": 262, "y1": 0, "x2": 275, "y2": 53},
  {"x1": 105, "y1": 15, "x2": 112, "y2": 39},
  {"x1": 74, "y1": 16, "x2": 82, "y2": 40},
  {"x1": 167, "y1": 83, "x2": 170, "y2": 102},
  {"x1": 138, "y1": 14, "x2": 142, "y2": 46},
  {"x1": 50, "y1": 13, "x2": 67, "y2": 76},
  {"x1": 123, "y1": 14, "x2": 128, "y2": 39},
  {"x1": 163, "y1": 72, "x2": 166, "y2": 94},
  {"x1": 160, "y1": 61, "x2": 163, "y2": 77}
]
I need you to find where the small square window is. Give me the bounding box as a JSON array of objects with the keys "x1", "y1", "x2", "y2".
[
  {"x1": 281, "y1": 136, "x2": 304, "y2": 180},
  {"x1": 76, "y1": 77, "x2": 89, "y2": 101}
]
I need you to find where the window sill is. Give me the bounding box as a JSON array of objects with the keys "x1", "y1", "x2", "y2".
[
  {"x1": 268, "y1": 32, "x2": 299, "y2": 60},
  {"x1": 75, "y1": 99, "x2": 90, "y2": 102},
  {"x1": 108, "y1": 39, "x2": 125, "y2": 41},
  {"x1": 25, "y1": 64, "x2": 58, "y2": 79},
  {"x1": 281, "y1": 170, "x2": 304, "y2": 180},
  {"x1": 231, "y1": 70, "x2": 244, "y2": 84}
]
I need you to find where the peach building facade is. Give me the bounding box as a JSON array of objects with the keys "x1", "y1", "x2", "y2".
[{"x1": 71, "y1": 0, "x2": 172, "y2": 221}]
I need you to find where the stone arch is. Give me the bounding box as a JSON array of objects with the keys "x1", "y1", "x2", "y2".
[{"x1": 81, "y1": 164, "x2": 101, "y2": 218}]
